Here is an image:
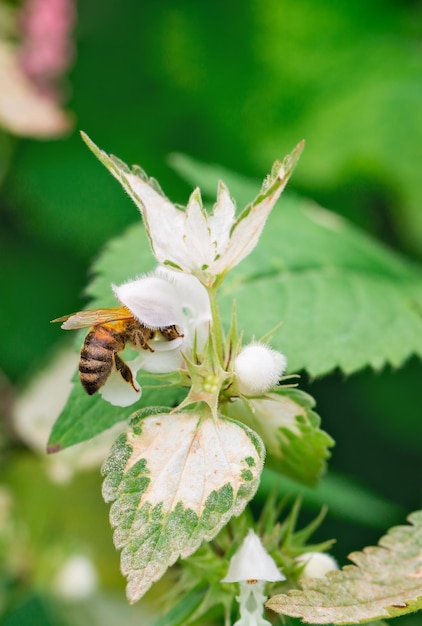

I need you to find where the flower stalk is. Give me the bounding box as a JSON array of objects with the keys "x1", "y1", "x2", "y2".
[{"x1": 207, "y1": 284, "x2": 226, "y2": 364}]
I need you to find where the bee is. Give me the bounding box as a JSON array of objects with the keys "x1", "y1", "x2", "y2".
[{"x1": 52, "y1": 307, "x2": 183, "y2": 396}]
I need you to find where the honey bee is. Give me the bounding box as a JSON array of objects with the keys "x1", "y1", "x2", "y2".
[{"x1": 52, "y1": 307, "x2": 183, "y2": 396}]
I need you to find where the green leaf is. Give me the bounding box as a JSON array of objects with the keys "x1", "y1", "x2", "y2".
[
  {"x1": 169, "y1": 152, "x2": 260, "y2": 208},
  {"x1": 170, "y1": 154, "x2": 422, "y2": 376},
  {"x1": 47, "y1": 376, "x2": 128, "y2": 452},
  {"x1": 223, "y1": 389, "x2": 333, "y2": 486},
  {"x1": 151, "y1": 586, "x2": 205, "y2": 626},
  {"x1": 86, "y1": 221, "x2": 156, "y2": 304},
  {"x1": 101, "y1": 408, "x2": 265, "y2": 603},
  {"x1": 267, "y1": 510, "x2": 422, "y2": 624},
  {"x1": 47, "y1": 374, "x2": 185, "y2": 451},
  {"x1": 48, "y1": 223, "x2": 158, "y2": 451}
]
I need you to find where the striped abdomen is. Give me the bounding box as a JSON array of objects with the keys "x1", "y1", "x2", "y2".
[{"x1": 79, "y1": 324, "x2": 125, "y2": 395}]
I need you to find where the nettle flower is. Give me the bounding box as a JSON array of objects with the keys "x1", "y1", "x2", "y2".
[
  {"x1": 82, "y1": 133, "x2": 304, "y2": 288},
  {"x1": 222, "y1": 529, "x2": 285, "y2": 626},
  {"x1": 100, "y1": 267, "x2": 211, "y2": 407}
]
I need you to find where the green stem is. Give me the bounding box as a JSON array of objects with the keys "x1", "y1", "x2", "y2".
[{"x1": 207, "y1": 286, "x2": 225, "y2": 364}]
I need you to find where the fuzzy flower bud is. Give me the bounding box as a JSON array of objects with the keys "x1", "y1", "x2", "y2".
[
  {"x1": 296, "y1": 551, "x2": 338, "y2": 579},
  {"x1": 234, "y1": 343, "x2": 287, "y2": 396}
]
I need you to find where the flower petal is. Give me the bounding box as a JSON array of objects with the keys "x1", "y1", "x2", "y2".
[
  {"x1": 99, "y1": 356, "x2": 143, "y2": 407},
  {"x1": 113, "y1": 275, "x2": 184, "y2": 328},
  {"x1": 208, "y1": 181, "x2": 236, "y2": 255},
  {"x1": 155, "y1": 267, "x2": 212, "y2": 350},
  {"x1": 211, "y1": 143, "x2": 304, "y2": 277},
  {"x1": 139, "y1": 343, "x2": 184, "y2": 373},
  {"x1": 222, "y1": 529, "x2": 285, "y2": 583},
  {"x1": 183, "y1": 188, "x2": 215, "y2": 269},
  {"x1": 122, "y1": 172, "x2": 189, "y2": 268}
]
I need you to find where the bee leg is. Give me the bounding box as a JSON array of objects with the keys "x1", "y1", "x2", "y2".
[
  {"x1": 134, "y1": 329, "x2": 155, "y2": 352},
  {"x1": 161, "y1": 325, "x2": 184, "y2": 341},
  {"x1": 113, "y1": 354, "x2": 140, "y2": 392}
]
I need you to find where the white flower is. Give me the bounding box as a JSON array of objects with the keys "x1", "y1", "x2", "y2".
[
  {"x1": 99, "y1": 266, "x2": 211, "y2": 407},
  {"x1": 222, "y1": 530, "x2": 285, "y2": 626},
  {"x1": 53, "y1": 554, "x2": 98, "y2": 600},
  {"x1": 222, "y1": 529, "x2": 284, "y2": 583},
  {"x1": 296, "y1": 551, "x2": 338, "y2": 579},
  {"x1": 82, "y1": 133, "x2": 304, "y2": 287},
  {"x1": 234, "y1": 342, "x2": 287, "y2": 396},
  {"x1": 0, "y1": 41, "x2": 71, "y2": 137}
]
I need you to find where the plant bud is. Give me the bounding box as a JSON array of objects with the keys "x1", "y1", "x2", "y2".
[{"x1": 234, "y1": 343, "x2": 287, "y2": 396}]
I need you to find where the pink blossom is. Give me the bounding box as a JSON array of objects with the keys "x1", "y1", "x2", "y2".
[{"x1": 18, "y1": 0, "x2": 75, "y2": 100}]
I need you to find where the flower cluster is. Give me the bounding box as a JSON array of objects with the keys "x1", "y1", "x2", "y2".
[{"x1": 78, "y1": 133, "x2": 303, "y2": 411}]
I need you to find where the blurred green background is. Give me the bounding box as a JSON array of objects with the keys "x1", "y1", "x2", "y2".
[{"x1": 1, "y1": 0, "x2": 422, "y2": 624}]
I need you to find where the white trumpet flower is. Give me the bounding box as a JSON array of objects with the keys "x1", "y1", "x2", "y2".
[
  {"x1": 222, "y1": 530, "x2": 285, "y2": 626},
  {"x1": 82, "y1": 133, "x2": 304, "y2": 287},
  {"x1": 100, "y1": 267, "x2": 211, "y2": 407}
]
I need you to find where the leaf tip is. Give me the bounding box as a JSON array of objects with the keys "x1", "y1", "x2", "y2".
[{"x1": 47, "y1": 442, "x2": 62, "y2": 454}]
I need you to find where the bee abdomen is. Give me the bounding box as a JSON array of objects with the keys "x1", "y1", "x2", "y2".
[
  {"x1": 79, "y1": 354, "x2": 113, "y2": 395},
  {"x1": 79, "y1": 327, "x2": 120, "y2": 395}
]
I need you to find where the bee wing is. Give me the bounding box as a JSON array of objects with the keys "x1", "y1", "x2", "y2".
[{"x1": 51, "y1": 307, "x2": 133, "y2": 330}]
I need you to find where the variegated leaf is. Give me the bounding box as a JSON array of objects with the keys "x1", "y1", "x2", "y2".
[
  {"x1": 101, "y1": 407, "x2": 265, "y2": 603},
  {"x1": 267, "y1": 510, "x2": 422, "y2": 624}
]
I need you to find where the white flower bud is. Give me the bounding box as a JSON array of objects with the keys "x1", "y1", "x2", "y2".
[
  {"x1": 234, "y1": 343, "x2": 287, "y2": 396},
  {"x1": 296, "y1": 551, "x2": 338, "y2": 579},
  {"x1": 221, "y1": 529, "x2": 285, "y2": 583}
]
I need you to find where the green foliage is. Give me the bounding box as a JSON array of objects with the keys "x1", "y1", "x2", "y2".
[
  {"x1": 268, "y1": 510, "x2": 422, "y2": 624},
  {"x1": 171, "y1": 154, "x2": 422, "y2": 375},
  {"x1": 259, "y1": 469, "x2": 404, "y2": 532},
  {"x1": 49, "y1": 154, "x2": 422, "y2": 452},
  {"x1": 47, "y1": 221, "x2": 180, "y2": 451},
  {"x1": 47, "y1": 370, "x2": 185, "y2": 451},
  {"x1": 223, "y1": 388, "x2": 333, "y2": 486}
]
